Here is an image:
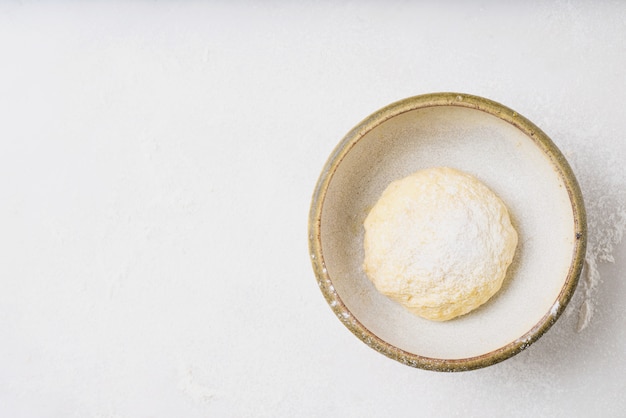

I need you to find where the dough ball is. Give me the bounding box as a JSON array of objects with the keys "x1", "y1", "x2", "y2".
[{"x1": 363, "y1": 167, "x2": 518, "y2": 321}]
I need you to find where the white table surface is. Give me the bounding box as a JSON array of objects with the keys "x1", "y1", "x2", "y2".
[{"x1": 1, "y1": 2, "x2": 625, "y2": 417}]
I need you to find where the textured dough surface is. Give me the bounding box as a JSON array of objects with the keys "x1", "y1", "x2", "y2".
[{"x1": 363, "y1": 167, "x2": 518, "y2": 321}]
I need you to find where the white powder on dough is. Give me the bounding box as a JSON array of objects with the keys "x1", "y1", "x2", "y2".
[{"x1": 363, "y1": 167, "x2": 518, "y2": 321}]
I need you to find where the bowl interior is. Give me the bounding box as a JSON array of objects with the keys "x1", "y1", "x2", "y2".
[{"x1": 319, "y1": 104, "x2": 577, "y2": 360}]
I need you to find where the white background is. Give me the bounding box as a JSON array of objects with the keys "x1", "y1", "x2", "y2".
[{"x1": 1, "y1": 2, "x2": 625, "y2": 417}]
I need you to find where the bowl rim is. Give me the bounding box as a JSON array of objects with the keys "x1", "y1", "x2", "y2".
[{"x1": 308, "y1": 92, "x2": 587, "y2": 372}]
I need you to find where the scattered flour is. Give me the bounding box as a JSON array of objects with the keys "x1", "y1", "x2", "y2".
[
  {"x1": 177, "y1": 365, "x2": 219, "y2": 405},
  {"x1": 550, "y1": 301, "x2": 560, "y2": 317},
  {"x1": 538, "y1": 91, "x2": 626, "y2": 333},
  {"x1": 575, "y1": 195, "x2": 626, "y2": 332}
]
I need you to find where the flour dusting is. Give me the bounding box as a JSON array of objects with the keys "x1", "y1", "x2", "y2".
[
  {"x1": 363, "y1": 167, "x2": 518, "y2": 322},
  {"x1": 575, "y1": 189, "x2": 626, "y2": 332},
  {"x1": 177, "y1": 365, "x2": 219, "y2": 404}
]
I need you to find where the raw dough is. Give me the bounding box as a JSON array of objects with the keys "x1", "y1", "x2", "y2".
[{"x1": 363, "y1": 167, "x2": 518, "y2": 321}]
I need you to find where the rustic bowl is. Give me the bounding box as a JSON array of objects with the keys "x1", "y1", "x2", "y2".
[{"x1": 308, "y1": 93, "x2": 586, "y2": 372}]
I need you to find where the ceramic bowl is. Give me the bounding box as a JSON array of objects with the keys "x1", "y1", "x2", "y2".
[{"x1": 308, "y1": 93, "x2": 586, "y2": 372}]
